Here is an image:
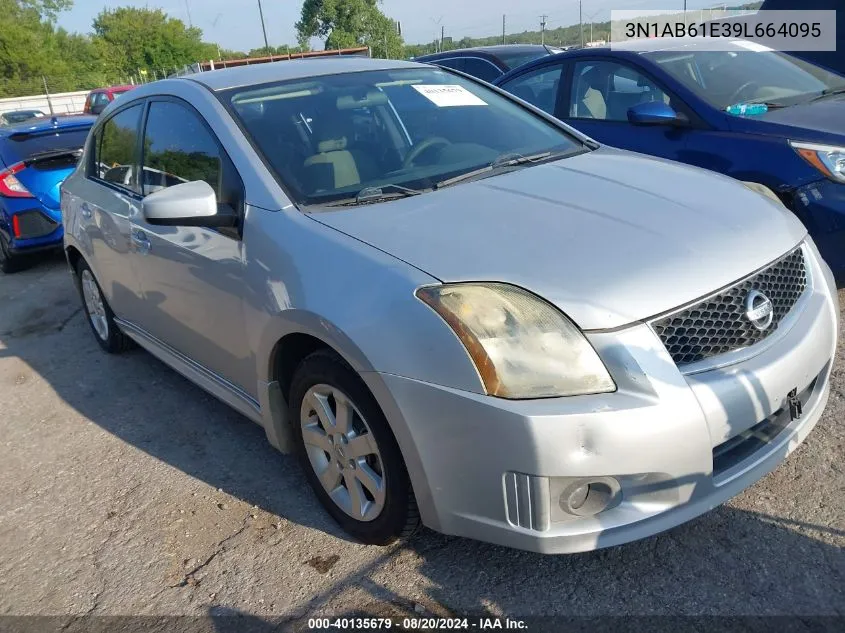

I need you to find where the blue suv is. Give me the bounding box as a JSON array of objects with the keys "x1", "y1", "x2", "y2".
[
  {"x1": 0, "y1": 115, "x2": 95, "y2": 273},
  {"x1": 494, "y1": 39, "x2": 845, "y2": 275}
]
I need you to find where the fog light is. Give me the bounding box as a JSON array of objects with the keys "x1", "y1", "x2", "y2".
[{"x1": 559, "y1": 478, "x2": 620, "y2": 517}]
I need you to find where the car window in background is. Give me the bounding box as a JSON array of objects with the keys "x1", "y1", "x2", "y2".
[
  {"x1": 433, "y1": 58, "x2": 465, "y2": 73},
  {"x1": 645, "y1": 46, "x2": 845, "y2": 110},
  {"x1": 97, "y1": 104, "x2": 143, "y2": 193},
  {"x1": 570, "y1": 60, "x2": 669, "y2": 121},
  {"x1": 462, "y1": 58, "x2": 503, "y2": 82},
  {"x1": 141, "y1": 101, "x2": 223, "y2": 198},
  {"x1": 501, "y1": 64, "x2": 564, "y2": 115},
  {"x1": 225, "y1": 67, "x2": 585, "y2": 207},
  {"x1": 8, "y1": 127, "x2": 91, "y2": 162}
]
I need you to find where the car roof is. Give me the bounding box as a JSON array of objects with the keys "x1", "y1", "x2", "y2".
[
  {"x1": 494, "y1": 38, "x2": 759, "y2": 83},
  {"x1": 0, "y1": 114, "x2": 97, "y2": 138},
  {"x1": 185, "y1": 57, "x2": 430, "y2": 92},
  {"x1": 90, "y1": 85, "x2": 134, "y2": 94},
  {"x1": 416, "y1": 44, "x2": 552, "y2": 61}
]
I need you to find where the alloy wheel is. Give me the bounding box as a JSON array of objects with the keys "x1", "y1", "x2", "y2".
[
  {"x1": 300, "y1": 384, "x2": 386, "y2": 522},
  {"x1": 81, "y1": 269, "x2": 109, "y2": 341}
]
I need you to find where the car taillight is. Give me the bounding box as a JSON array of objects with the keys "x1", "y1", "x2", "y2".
[{"x1": 0, "y1": 163, "x2": 33, "y2": 198}]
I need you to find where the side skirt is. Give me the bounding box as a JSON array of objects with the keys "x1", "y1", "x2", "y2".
[{"x1": 113, "y1": 317, "x2": 263, "y2": 426}]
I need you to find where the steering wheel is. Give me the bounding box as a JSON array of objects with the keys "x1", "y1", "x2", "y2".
[
  {"x1": 403, "y1": 137, "x2": 450, "y2": 169},
  {"x1": 728, "y1": 80, "x2": 761, "y2": 105}
]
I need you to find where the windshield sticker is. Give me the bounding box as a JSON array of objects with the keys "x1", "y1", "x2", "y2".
[{"x1": 412, "y1": 85, "x2": 488, "y2": 107}]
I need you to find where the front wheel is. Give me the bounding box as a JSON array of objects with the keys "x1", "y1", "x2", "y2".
[{"x1": 289, "y1": 350, "x2": 420, "y2": 545}]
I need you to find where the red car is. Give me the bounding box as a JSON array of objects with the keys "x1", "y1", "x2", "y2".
[{"x1": 83, "y1": 85, "x2": 135, "y2": 115}]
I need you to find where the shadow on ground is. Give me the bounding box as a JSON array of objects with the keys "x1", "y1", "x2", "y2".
[{"x1": 0, "y1": 257, "x2": 843, "y2": 620}]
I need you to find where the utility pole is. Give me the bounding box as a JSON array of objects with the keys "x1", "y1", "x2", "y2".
[
  {"x1": 257, "y1": 0, "x2": 270, "y2": 53},
  {"x1": 441, "y1": 25, "x2": 445, "y2": 51},
  {"x1": 502, "y1": 15, "x2": 506, "y2": 45},
  {"x1": 184, "y1": 0, "x2": 193, "y2": 27},
  {"x1": 431, "y1": 16, "x2": 443, "y2": 53},
  {"x1": 539, "y1": 15, "x2": 547, "y2": 45},
  {"x1": 579, "y1": 1, "x2": 584, "y2": 47}
]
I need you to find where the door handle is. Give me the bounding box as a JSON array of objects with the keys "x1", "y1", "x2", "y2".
[
  {"x1": 131, "y1": 229, "x2": 151, "y2": 254},
  {"x1": 80, "y1": 203, "x2": 93, "y2": 219}
]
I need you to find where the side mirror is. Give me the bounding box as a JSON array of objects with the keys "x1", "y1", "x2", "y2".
[
  {"x1": 142, "y1": 180, "x2": 237, "y2": 228},
  {"x1": 90, "y1": 103, "x2": 106, "y2": 115},
  {"x1": 627, "y1": 101, "x2": 688, "y2": 127}
]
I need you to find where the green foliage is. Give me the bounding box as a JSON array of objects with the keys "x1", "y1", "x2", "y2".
[{"x1": 296, "y1": 0, "x2": 404, "y2": 59}]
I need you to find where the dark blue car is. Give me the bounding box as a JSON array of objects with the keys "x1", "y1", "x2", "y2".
[
  {"x1": 494, "y1": 39, "x2": 845, "y2": 274},
  {"x1": 0, "y1": 114, "x2": 95, "y2": 273}
]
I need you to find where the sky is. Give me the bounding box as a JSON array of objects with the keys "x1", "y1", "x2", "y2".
[{"x1": 56, "y1": 1, "x2": 732, "y2": 52}]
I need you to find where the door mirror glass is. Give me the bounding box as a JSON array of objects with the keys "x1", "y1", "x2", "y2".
[
  {"x1": 142, "y1": 180, "x2": 235, "y2": 227},
  {"x1": 627, "y1": 101, "x2": 687, "y2": 126}
]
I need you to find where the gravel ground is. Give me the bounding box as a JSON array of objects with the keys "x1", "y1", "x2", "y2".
[{"x1": 0, "y1": 255, "x2": 843, "y2": 624}]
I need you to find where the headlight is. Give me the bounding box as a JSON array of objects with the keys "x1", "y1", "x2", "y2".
[
  {"x1": 741, "y1": 181, "x2": 783, "y2": 205},
  {"x1": 790, "y1": 141, "x2": 845, "y2": 183},
  {"x1": 416, "y1": 283, "x2": 615, "y2": 399}
]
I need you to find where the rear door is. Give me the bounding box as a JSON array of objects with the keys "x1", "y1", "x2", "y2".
[
  {"x1": 68, "y1": 103, "x2": 147, "y2": 319},
  {"x1": 129, "y1": 97, "x2": 252, "y2": 394}
]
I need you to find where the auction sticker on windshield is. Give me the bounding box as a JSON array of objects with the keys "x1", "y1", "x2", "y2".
[{"x1": 412, "y1": 84, "x2": 488, "y2": 107}]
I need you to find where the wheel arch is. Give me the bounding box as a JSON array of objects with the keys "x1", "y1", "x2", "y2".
[{"x1": 256, "y1": 313, "x2": 438, "y2": 528}]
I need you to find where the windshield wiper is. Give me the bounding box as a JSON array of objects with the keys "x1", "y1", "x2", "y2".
[
  {"x1": 810, "y1": 86, "x2": 845, "y2": 102},
  {"x1": 318, "y1": 183, "x2": 424, "y2": 208},
  {"x1": 435, "y1": 150, "x2": 558, "y2": 190}
]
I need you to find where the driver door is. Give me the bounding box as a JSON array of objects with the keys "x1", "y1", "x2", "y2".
[
  {"x1": 129, "y1": 98, "x2": 254, "y2": 397},
  {"x1": 561, "y1": 58, "x2": 692, "y2": 161}
]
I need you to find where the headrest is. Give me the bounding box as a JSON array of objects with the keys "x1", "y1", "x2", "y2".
[{"x1": 317, "y1": 137, "x2": 348, "y2": 153}]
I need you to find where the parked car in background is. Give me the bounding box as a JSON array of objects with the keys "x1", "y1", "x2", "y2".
[
  {"x1": 62, "y1": 58, "x2": 838, "y2": 553},
  {"x1": 83, "y1": 85, "x2": 135, "y2": 115},
  {"x1": 414, "y1": 45, "x2": 562, "y2": 82},
  {"x1": 0, "y1": 110, "x2": 46, "y2": 126},
  {"x1": 494, "y1": 38, "x2": 845, "y2": 275},
  {"x1": 0, "y1": 115, "x2": 95, "y2": 273}
]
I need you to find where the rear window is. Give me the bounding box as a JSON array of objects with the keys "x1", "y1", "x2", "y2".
[{"x1": 4, "y1": 127, "x2": 90, "y2": 164}]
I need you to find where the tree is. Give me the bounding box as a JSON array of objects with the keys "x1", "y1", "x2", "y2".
[
  {"x1": 296, "y1": 0, "x2": 403, "y2": 59},
  {"x1": 92, "y1": 7, "x2": 217, "y2": 78}
]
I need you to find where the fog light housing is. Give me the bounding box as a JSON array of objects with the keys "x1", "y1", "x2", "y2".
[{"x1": 558, "y1": 477, "x2": 621, "y2": 517}]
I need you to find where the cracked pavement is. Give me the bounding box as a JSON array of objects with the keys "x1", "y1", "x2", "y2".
[{"x1": 0, "y1": 255, "x2": 843, "y2": 621}]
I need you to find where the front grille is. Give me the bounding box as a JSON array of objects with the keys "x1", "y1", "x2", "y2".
[
  {"x1": 652, "y1": 247, "x2": 807, "y2": 366},
  {"x1": 14, "y1": 210, "x2": 58, "y2": 239}
]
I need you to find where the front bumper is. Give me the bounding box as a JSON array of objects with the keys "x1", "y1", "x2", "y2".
[{"x1": 365, "y1": 241, "x2": 839, "y2": 554}]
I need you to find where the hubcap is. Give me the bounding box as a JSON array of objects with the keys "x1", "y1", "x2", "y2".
[
  {"x1": 300, "y1": 384, "x2": 386, "y2": 522},
  {"x1": 81, "y1": 270, "x2": 108, "y2": 341}
]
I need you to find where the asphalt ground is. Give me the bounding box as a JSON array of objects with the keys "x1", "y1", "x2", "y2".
[{"x1": 0, "y1": 254, "x2": 842, "y2": 627}]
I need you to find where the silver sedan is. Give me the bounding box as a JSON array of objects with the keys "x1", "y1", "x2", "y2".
[{"x1": 61, "y1": 57, "x2": 839, "y2": 553}]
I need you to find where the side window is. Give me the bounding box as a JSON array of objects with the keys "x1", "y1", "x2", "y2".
[
  {"x1": 462, "y1": 58, "x2": 503, "y2": 83},
  {"x1": 95, "y1": 104, "x2": 143, "y2": 193},
  {"x1": 500, "y1": 64, "x2": 564, "y2": 115},
  {"x1": 141, "y1": 101, "x2": 236, "y2": 205},
  {"x1": 570, "y1": 61, "x2": 670, "y2": 121}
]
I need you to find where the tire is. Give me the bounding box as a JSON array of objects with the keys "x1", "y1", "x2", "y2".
[
  {"x1": 289, "y1": 350, "x2": 420, "y2": 545},
  {"x1": 0, "y1": 234, "x2": 23, "y2": 274},
  {"x1": 74, "y1": 258, "x2": 134, "y2": 353}
]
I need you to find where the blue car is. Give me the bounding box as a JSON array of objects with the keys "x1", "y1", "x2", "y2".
[
  {"x1": 0, "y1": 115, "x2": 95, "y2": 273},
  {"x1": 493, "y1": 39, "x2": 845, "y2": 275}
]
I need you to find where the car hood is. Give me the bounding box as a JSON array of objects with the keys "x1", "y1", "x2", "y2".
[
  {"x1": 753, "y1": 94, "x2": 845, "y2": 141},
  {"x1": 311, "y1": 147, "x2": 807, "y2": 330}
]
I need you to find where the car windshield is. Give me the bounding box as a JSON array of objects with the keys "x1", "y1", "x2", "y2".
[
  {"x1": 224, "y1": 67, "x2": 586, "y2": 207},
  {"x1": 645, "y1": 44, "x2": 845, "y2": 110}
]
